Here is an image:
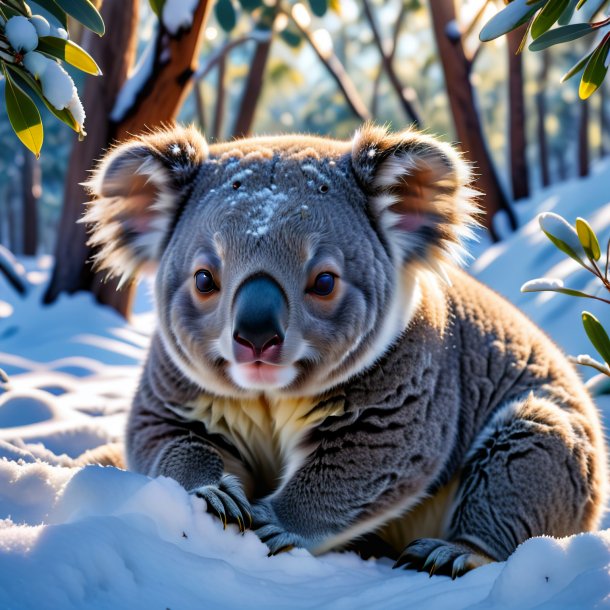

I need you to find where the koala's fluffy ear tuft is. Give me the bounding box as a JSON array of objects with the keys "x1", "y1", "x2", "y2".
[
  {"x1": 82, "y1": 125, "x2": 208, "y2": 284},
  {"x1": 351, "y1": 124, "x2": 480, "y2": 278}
]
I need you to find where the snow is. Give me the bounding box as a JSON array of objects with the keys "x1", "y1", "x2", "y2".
[
  {"x1": 111, "y1": 39, "x2": 156, "y2": 123},
  {"x1": 1, "y1": 163, "x2": 610, "y2": 607},
  {"x1": 67, "y1": 92, "x2": 86, "y2": 129},
  {"x1": 29, "y1": 15, "x2": 50, "y2": 38},
  {"x1": 23, "y1": 51, "x2": 49, "y2": 78},
  {"x1": 162, "y1": 0, "x2": 199, "y2": 36},
  {"x1": 39, "y1": 60, "x2": 77, "y2": 110},
  {"x1": 5, "y1": 16, "x2": 38, "y2": 53},
  {"x1": 521, "y1": 277, "x2": 564, "y2": 292},
  {"x1": 538, "y1": 212, "x2": 588, "y2": 263}
]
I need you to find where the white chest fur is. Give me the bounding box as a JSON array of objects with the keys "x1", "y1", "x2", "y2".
[{"x1": 179, "y1": 392, "x2": 345, "y2": 497}]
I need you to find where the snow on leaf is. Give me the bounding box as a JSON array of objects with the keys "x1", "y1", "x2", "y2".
[{"x1": 5, "y1": 16, "x2": 38, "y2": 52}]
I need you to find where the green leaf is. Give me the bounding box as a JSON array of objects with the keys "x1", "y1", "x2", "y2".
[
  {"x1": 279, "y1": 24, "x2": 302, "y2": 48},
  {"x1": 308, "y1": 0, "x2": 328, "y2": 17},
  {"x1": 36, "y1": 36, "x2": 101, "y2": 75},
  {"x1": 5, "y1": 62, "x2": 79, "y2": 132},
  {"x1": 531, "y1": 0, "x2": 570, "y2": 39},
  {"x1": 215, "y1": 0, "x2": 237, "y2": 31},
  {"x1": 238, "y1": 0, "x2": 263, "y2": 10},
  {"x1": 529, "y1": 23, "x2": 594, "y2": 51},
  {"x1": 0, "y1": 3, "x2": 23, "y2": 18},
  {"x1": 3, "y1": 65, "x2": 43, "y2": 157},
  {"x1": 558, "y1": 0, "x2": 578, "y2": 24},
  {"x1": 52, "y1": 0, "x2": 105, "y2": 35},
  {"x1": 541, "y1": 230, "x2": 588, "y2": 266},
  {"x1": 148, "y1": 0, "x2": 165, "y2": 18},
  {"x1": 582, "y1": 311, "x2": 610, "y2": 365},
  {"x1": 579, "y1": 35, "x2": 610, "y2": 99},
  {"x1": 29, "y1": 0, "x2": 69, "y2": 28},
  {"x1": 561, "y1": 49, "x2": 594, "y2": 82},
  {"x1": 479, "y1": 0, "x2": 545, "y2": 41},
  {"x1": 576, "y1": 217, "x2": 601, "y2": 261}
]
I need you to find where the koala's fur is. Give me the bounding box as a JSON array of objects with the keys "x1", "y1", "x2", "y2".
[{"x1": 84, "y1": 124, "x2": 608, "y2": 578}]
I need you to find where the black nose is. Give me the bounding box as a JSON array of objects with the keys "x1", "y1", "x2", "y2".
[{"x1": 233, "y1": 276, "x2": 288, "y2": 354}]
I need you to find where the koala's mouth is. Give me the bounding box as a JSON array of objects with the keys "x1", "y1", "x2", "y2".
[{"x1": 228, "y1": 361, "x2": 298, "y2": 391}]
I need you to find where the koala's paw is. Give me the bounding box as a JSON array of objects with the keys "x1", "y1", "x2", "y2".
[
  {"x1": 194, "y1": 474, "x2": 252, "y2": 533},
  {"x1": 393, "y1": 538, "x2": 493, "y2": 579},
  {"x1": 251, "y1": 501, "x2": 306, "y2": 556}
]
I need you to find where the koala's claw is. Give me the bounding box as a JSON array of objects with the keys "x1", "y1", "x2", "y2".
[
  {"x1": 194, "y1": 475, "x2": 252, "y2": 532},
  {"x1": 254, "y1": 523, "x2": 304, "y2": 556},
  {"x1": 393, "y1": 538, "x2": 493, "y2": 579}
]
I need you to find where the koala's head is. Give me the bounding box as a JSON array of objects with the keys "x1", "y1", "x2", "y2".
[{"x1": 84, "y1": 124, "x2": 477, "y2": 397}]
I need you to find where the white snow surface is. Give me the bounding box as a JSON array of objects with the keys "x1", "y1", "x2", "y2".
[
  {"x1": 2, "y1": 164, "x2": 610, "y2": 608},
  {"x1": 5, "y1": 16, "x2": 38, "y2": 52},
  {"x1": 39, "y1": 60, "x2": 77, "y2": 110},
  {"x1": 162, "y1": 0, "x2": 199, "y2": 35}
]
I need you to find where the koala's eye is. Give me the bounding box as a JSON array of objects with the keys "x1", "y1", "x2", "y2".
[
  {"x1": 310, "y1": 272, "x2": 335, "y2": 296},
  {"x1": 319, "y1": 184, "x2": 329, "y2": 194},
  {"x1": 194, "y1": 270, "x2": 217, "y2": 294}
]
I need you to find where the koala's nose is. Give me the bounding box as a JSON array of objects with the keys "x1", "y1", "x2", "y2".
[{"x1": 232, "y1": 276, "x2": 288, "y2": 361}]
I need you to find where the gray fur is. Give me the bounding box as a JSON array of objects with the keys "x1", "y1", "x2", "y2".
[{"x1": 85, "y1": 124, "x2": 608, "y2": 577}]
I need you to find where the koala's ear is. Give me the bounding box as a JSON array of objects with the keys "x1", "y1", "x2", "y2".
[
  {"x1": 82, "y1": 125, "x2": 208, "y2": 284},
  {"x1": 351, "y1": 124, "x2": 480, "y2": 275}
]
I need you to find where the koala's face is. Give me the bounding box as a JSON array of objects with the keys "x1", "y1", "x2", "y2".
[{"x1": 84, "y1": 126, "x2": 476, "y2": 397}]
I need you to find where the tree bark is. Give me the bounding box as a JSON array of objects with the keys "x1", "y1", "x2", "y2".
[
  {"x1": 579, "y1": 99, "x2": 589, "y2": 178},
  {"x1": 232, "y1": 24, "x2": 275, "y2": 138},
  {"x1": 428, "y1": 0, "x2": 516, "y2": 239},
  {"x1": 43, "y1": 0, "x2": 139, "y2": 312},
  {"x1": 44, "y1": 0, "x2": 212, "y2": 318},
  {"x1": 507, "y1": 25, "x2": 529, "y2": 200},
  {"x1": 212, "y1": 54, "x2": 226, "y2": 140},
  {"x1": 535, "y1": 51, "x2": 550, "y2": 187},
  {"x1": 22, "y1": 152, "x2": 40, "y2": 256}
]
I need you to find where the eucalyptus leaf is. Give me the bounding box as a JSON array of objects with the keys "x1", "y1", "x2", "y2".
[
  {"x1": 149, "y1": 0, "x2": 165, "y2": 18},
  {"x1": 37, "y1": 35, "x2": 101, "y2": 75},
  {"x1": 238, "y1": 0, "x2": 263, "y2": 10},
  {"x1": 52, "y1": 0, "x2": 105, "y2": 35},
  {"x1": 582, "y1": 311, "x2": 610, "y2": 365},
  {"x1": 215, "y1": 0, "x2": 237, "y2": 32},
  {"x1": 479, "y1": 0, "x2": 545, "y2": 41},
  {"x1": 308, "y1": 0, "x2": 328, "y2": 17},
  {"x1": 3, "y1": 66, "x2": 43, "y2": 157},
  {"x1": 29, "y1": 0, "x2": 68, "y2": 28},
  {"x1": 279, "y1": 25, "x2": 302, "y2": 48},
  {"x1": 529, "y1": 23, "x2": 594, "y2": 51},
  {"x1": 579, "y1": 35, "x2": 610, "y2": 99},
  {"x1": 558, "y1": 0, "x2": 578, "y2": 24},
  {"x1": 561, "y1": 49, "x2": 593, "y2": 82},
  {"x1": 5, "y1": 62, "x2": 79, "y2": 132},
  {"x1": 531, "y1": 0, "x2": 570, "y2": 39},
  {"x1": 576, "y1": 217, "x2": 601, "y2": 261}
]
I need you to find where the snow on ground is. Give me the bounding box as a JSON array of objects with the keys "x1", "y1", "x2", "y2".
[{"x1": 1, "y1": 164, "x2": 610, "y2": 608}]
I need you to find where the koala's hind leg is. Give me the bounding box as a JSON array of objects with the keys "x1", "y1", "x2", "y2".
[{"x1": 395, "y1": 394, "x2": 603, "y2": 578}]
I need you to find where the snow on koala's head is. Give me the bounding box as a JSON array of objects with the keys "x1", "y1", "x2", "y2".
[{"x1": 84, "y1": 124, "x2": 478, "y2": 396}]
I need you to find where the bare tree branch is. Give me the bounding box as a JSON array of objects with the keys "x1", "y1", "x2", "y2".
[
  {"x1": 362, "y1": 0, "x2": 422, "y2": 127},
  {"x1": 283, "y1": 7, "x2": 370, "y2": 121}
]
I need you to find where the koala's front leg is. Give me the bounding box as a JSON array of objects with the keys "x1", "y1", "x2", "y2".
[
  {"x1": 252, "y1": 405, "x2": 443, "y2": 555},
  {"x1": 127, "y1": 387, "x2": 252, "y2": 531}
]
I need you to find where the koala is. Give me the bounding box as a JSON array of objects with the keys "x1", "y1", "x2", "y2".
[{"x1": 84, "y1": 124, "x2": 607, "y2": 578}]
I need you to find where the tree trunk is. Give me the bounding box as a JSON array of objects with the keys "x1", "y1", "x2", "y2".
[
  {"x1": 22, "y1": 152, "x2": 40, "y2": 256},
  {"x1": 428, "y1": 0, "x2": 516, "y2": 239},
  {"x1": 232, "y1": 27, "x2": 275, "y2": 138},
  {"x1": 212, "y1": 54, "x2": 226, "y2": 140},
  {"x1": 535, "y1": 51, "x2": 550, "y2": 187},
  {"x1": 44, "y1": 0, "x2": 212, "y2": 318},
  {"x1": 579, "y1": 99, "x2": 589, "y2": 178},
  {"x1": 507, "y1": 25, "x2": 529, "y2": 200}
]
